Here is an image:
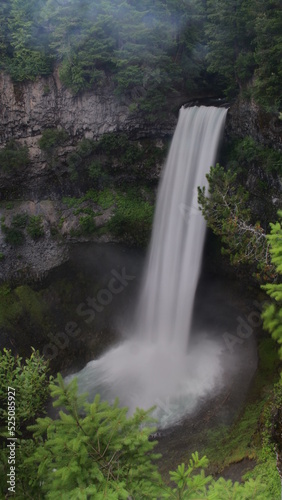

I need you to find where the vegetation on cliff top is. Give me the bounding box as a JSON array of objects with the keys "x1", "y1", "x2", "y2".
[{"x1": 0, "y1": 0, "x2": 281, "y2": 111}]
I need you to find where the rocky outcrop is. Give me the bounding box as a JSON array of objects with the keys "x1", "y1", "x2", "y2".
[
  {"x1": 0, "y1": 70, "x2": 176, "y2": 149},
  {"x1": 226, "y1": 97, "x2": 282, "y2": 152},
  {"x1": 225, "y1": 98, "x2": 282, "y2": 228},
  {"x1": 1, "y1": 72, "x2": 282, "y2": 283},
  {"x1": 0, "y1": 70, "x2": 176, "y2": 200},
  {"x1": 0, "y1": 199, "x2": 118, "y2": 284},
  {"x1": 0, "y1": 201, "x2": 68, "y2": 283}
]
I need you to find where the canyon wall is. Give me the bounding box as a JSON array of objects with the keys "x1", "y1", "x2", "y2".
[{"x1": 0, "y1": 71, "x2": 281, "y2": 283}]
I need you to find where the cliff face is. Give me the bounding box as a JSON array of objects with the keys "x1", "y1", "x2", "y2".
[
  {"x1": 0, "y1": 71, "x2": 174, "y2": 282},
  {"x1": 226, "y1": 97, "x2": 282, "y2": 152},
  {"x1": 0, "y1": 70, "x2": 159, "y2": 146},
  {"x1": 226, "y1": 98, "x2": 282, "y2": 229},
  {"x1": 0, "y1": 70, "x2": 176, "y2": 146},
  {"x1": 0, "y1": 71, "x2": 281, "y2": 283},
  {"x1": 0, "y1": 70, "x2": 175, "y2": 200},
  {"x1": 1, "y1": 70, "x2": 280, "y2": 200}
]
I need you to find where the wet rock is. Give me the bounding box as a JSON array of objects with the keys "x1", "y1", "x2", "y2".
[{"x1": 226, "y1": 97, "x2": 282, "y2": 152}]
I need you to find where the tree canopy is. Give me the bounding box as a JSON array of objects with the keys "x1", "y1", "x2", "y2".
[{"x1": 0, "y1": 0, "x2": 281, "y2": 110}]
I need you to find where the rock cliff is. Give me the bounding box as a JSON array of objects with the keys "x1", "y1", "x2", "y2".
[
  {"x1": 0, "y1": 71, "x2": 281, "y2": 283},
  {"x1": 0, "y1": 69, "x2": 174, "y2": 159},
  {"x1": 226, "y1": 97, "x2": 282, "y2": 152},
  {"x1": 0, "y1": 70, "x2": 175, "y2": 200}
]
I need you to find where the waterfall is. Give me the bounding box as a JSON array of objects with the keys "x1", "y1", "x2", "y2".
[
  {"x1": 67, "y1": 106, "x2": 228, "y2": 427},
  {"x1": 134, "y1": 106, "x2": 228, "y2": 349}
]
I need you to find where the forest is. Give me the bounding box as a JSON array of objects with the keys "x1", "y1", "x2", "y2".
[
  {"x1": 0, "y1": 0, "x2": 281, "y2": 111},
  {"x1": 0, "y1": 0, "x2": 282, "y2": 498}
]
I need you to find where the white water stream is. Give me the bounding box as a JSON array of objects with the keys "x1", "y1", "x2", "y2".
[{"x1": 67, "y1": 106, "x2": 228, "y2": 427}]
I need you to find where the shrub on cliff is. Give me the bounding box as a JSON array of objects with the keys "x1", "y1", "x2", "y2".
[
  {"x1": 27, "y1": 216, "x2": 44, "y2": 240},
  {"x1": 38, "y1": 129, "x2": 68, "y2": 153},
  {"x1": 79, "y1": 214, "x2": 96, "y2": 235},
  {"x1": 1, "y1": 223, "x2": 25, "y2": 246},
  {"x1": 107, "y1": 189, "x2": 154, "y2": 247},
  {"x1": 0, "y1": 141, "x2": 29, "y2": 172}
]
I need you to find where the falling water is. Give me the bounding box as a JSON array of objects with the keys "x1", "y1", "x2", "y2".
[
  {"x1": 134, "y1": 106, "x2": 228, "y2": 348},
  {"x1": 67, "y1": 106, "x2": 228, "y2": 427}
]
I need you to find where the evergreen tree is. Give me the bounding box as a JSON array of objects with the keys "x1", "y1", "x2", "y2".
[
  {"x1": 22, "y1": 374, "x2": 163, "y2": 498},
  {"x1": 0, "y1": 351, "x2": 276, "y2": 498},
  {"x1": 253, "y1": 0, "x2": 282, "y2": 110},
  {"x1": 3, "y1": 0, "x2": 52, "y2": 80},
  {"x1": 262, "y1": 211, "x2": 282, "y2": 359},
  {"x1": 0, "y1": 1, "x2": 11, "y2": 64},
  {"x1": 198, "y1": 164, "x2": 272, "y2": 278},
  {"x1": 205, "y1": 0, "x2": 256, "y2": 96}
]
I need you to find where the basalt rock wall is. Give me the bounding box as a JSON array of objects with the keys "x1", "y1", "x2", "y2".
[
  {"x1": 0, "y1": 70, "x2": 175, "y2": 200},
  {"x1": 0, "y1": 71, "x2": 281, "y2": 283},
  {"x1": 1, "y1": 71, "x2": 281, "y2": 201},
  {"x1": 226, "y1": 97, "x2": 282, "y2": 152}
]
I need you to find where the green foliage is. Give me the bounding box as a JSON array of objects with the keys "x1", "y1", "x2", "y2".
[
  {"x1": 0, "y1": 213, "x2": 44, "y2": 244},
  {"x1": 0, "y1": 0, "x2": 53, "y2": 81},
  {"x1": 38, "y1": 128, "x2": 68, "y2": 152},
  {"x1": 226, "y1": 137, "x2": 282, "y2": 174},
  {"x1": 44, "y1": 0, "x2": 206, "y2": 103},
  {"x1": 0, "y1": 360, "x2": 278, "y2": 498},
  {"x1": 208, "y1": 477, "x2": 271, "y2": 499},
  {"x1": 108, "y1": 189, "x2": 154, "y2": 247},
  {"x1": 244, "y1": 448, "x2": 281, "y2": 500},
  {"x1": 0, "y1": 0, "x2": 280, "y2": 109},
  {"x1": 66, "y1": 152, "x2": 81, "y2": 181},
  {"x1": 62, "y1": 196, "x2": 81, "y2": 209},
  {"x1": 205, "y1": 402, "x2": 264, "y2": 468},
  {"x1": 66, "y1": 133, "x2": 166, "y2": 189},
  {"x1": 11, "y1": 213, "x2": 29, "y2": 228},
  {"x1": 1, "y1": 223, "x2": 25, "y2": 246},
  {"x1": 253, "y1": 1, "x2": 282, "y2": 110},
  {"x1": 243, "y1": 381, "x2": 282, "y2": 500},
  {"x1": 5, "y1": 202, "x2": 14, "y2": 210},
  {"x1": 14, "y1": 285, "x2": 47, "y2": 325},
  {"x1": 88, "y1": 160, "x2": 110, "y2": 187},
  {"x1": 0, "y1": 285, "x2": 51, "y2": 356},
  {"x1": 0, "y1": 140, "x2": 29, "y2": 172},
  {"x1": 66, "y1": 138, "x2": 105, "y2": 183},
  {"x1": 0, "y1": 349, "x2": 49, "y2": 497},
  {"x1": 7, "y1": 49, "x2": 53, "y2": 82},
  {"x1": 1, "y1": 213, "x2": 29, "y2": 245},
  {"x1": 162, "y1": 454, "x2": 213, "y2": 499},
  {"x1": 94, "y1": 188, "x2": 115, "y2": 209},
  {"x1": 24, "y1": 374, "x2": 162, "y2": 499},
  {"x1": 92, "y1": 133, "x2": 144, "y2": 167},
  {"x1": 262, "y1": 211, "x2": 282, "y2": 359},
  {"x1": 0, "y1": 284, "x2": 21, "y2": 330},
  {"x1": 79, "y1": 214, "x2": 96, "y2": 235},
  {"x1": 0, "y1": 0, "x2": 210, "y2": 110},
  {"x1": 202, "y1": 348, "x2": 281, "y2": 499},
  {"x1": 205, "y1": 0, "x2": 282, "y2": 109},
  {"x1": 198, "y1": 164, "x2": 271, "y2": 276},
  {"x1": 27, "y1": 215, "x2": 44, "y2": 240},
  {"x1": 205, "y1": 0, "x2": 256, "y2": 96},
  {"x1": 62, "y1": 187, "x2": 152, "y2": 245},
  {"x1": 63, "y1": 188, "x2": 115, "y2": 211},
  {"x1": 0, "y1": 348, "x2": 49, "y2": 431}
]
